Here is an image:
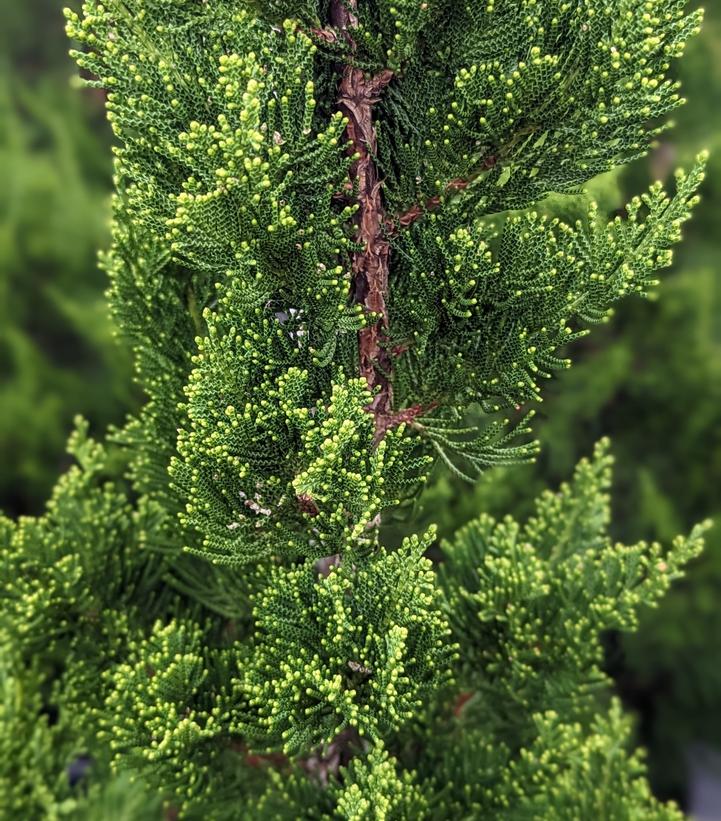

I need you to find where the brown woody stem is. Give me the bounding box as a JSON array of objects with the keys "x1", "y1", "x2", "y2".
[
  {"x1": 309, "y1": 26, "x2": 340, "y2": 43},
  {"x1": 388, "y1": 151, "x2": 500, "y2": 235},
  {"x1": 331, "y1": 0, "x2": 395, "y2": 435},
  {"x1": 389, "y1": 178, "x2": 471, "y2": 234},
  {"x1": 374, "y1": 402, "x2": 438, "y2": 442}
]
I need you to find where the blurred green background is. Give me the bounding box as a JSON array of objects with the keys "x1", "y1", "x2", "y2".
[
  {"x1": 0, "y1": 0, "x2": 134, "y2": 515},
  {"x1": 2, "y1": 0, "x2": 719, "y2": 809}
]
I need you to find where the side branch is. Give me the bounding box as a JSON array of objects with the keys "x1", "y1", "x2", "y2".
[
  {"x1": 388, "y1": 178, "x2": 471, "y2": 234},
  {"x1": 374, "y1": 402, "x2": 438, "y2": 444},
  {"x1": 310, "y1": 27, "x2": 340, "y2": 43},
  {"x1": 388, "y1": 153, "x2": 499, "y2": 235}
]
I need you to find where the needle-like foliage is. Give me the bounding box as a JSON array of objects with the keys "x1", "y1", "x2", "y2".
[{"x1": 0, "y1": 0, "x2": 711, "y2": 817}]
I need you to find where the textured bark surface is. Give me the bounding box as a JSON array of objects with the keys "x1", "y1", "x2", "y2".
[
  {"x1": 331, "y1": 0, "x2": 395, "y2": 433},
  {"x1": 341, "y1": 66, "x2": 394, "y2": 420}
]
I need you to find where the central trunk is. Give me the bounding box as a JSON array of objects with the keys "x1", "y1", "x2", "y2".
[{"x1": 331, "y1": 0, "x2": 394, "y2": 433}]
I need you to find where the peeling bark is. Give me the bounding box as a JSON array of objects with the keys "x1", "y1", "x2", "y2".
[
  {"x1": 331, "y1": 0, "x2": 395, "y2": 431},
  {"x1": 341, "y1": 66, "x2": 395, "y2": 421}
]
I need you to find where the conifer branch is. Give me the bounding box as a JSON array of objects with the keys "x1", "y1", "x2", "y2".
[
  {"x1": 389, "y1": 177, "x2": 471, "y2": 233},
  {"x1": 309, "y1": 27, "x2": 341, "y2": 44},
  {"x1": 331, "y1": 0, "x2": 396, "y2": 431},
  {"x1": 30, "y1": 3, "x2": 707, "y2": 814},
  {"x1": 388, "y1": 155, "x2": 501, "y2": 234},
  {"x1": 375, "y1": 401, "x2": 437, "y2": 443}
]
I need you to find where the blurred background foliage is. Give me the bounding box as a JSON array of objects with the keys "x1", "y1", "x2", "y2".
[
  {"x1": 0, "y1": 0, "x2": 134, "y2": 515},
  {"x1": 2, "y1": 0, "x2": 719, "y2": 809}
]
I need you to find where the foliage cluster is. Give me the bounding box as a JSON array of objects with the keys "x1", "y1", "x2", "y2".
[{"x1": 0, "y1": 0, "x2": 714, "y2": 817}]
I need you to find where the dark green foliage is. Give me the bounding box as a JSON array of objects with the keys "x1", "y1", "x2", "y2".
[
  {"x1": 0, "y1": 423, "x2": 167, "y2": 816},
  {"x1": 64, "y1": 0, "x2": 706, "y2": 543},
  {"x1": 426, "y1": 701, "x2": 683, "y2": 820},
  {"x1": 372, "y1": 0, "x2": 700, "y2": 214},
  {"x1": 101, "y1": 619, "x2": 241, "y2": 809},
  {"x1": 171, "y1": 338, "x2": 425, "y2": 563},
  {"x1": 439, "y1": 442, "x2": 707, "y2": 723},
  {"x1": 413, "y1": 443, "x2": 706, "y2": 819},
  {"x1": 104, "y1": 214, "x2": 197, "y2": 503},
  {"x1": 243, "y1": 530, "x2": 455, "y2": 753},
  {"x1": 609, "y1": 3, "x2": 721, "y2": 793},
  {"x1": 0, "y1": 645, "x2": 69, "y2": 819},
  {"x1": 392, "y1": 169, "x2": 703, "y2": 471},
  {"x1": 0, "y1": 0, "x2": 713, "y2": 817},
  {"x1": 244, "y1": 742, "x2": 428, "y2": 820},
  {"x1": 1, "y1": 420, "x2": 166, "y2": 666},
  {"x1": 410, "y1": 0, "x2": 721, "y2": 799}
]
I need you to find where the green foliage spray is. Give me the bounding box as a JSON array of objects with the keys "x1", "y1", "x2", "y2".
[{"x1": 0, "y1": 1, "x2": 711, "y2": 817}]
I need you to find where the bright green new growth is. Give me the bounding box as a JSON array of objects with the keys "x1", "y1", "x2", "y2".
[
  {"x1": 242, "y1": 529, "x2": 454, "y2": 754},
  {"x1": 0, "y1": 0, "x2": 711, "y2": 817},
  {"x1": 439, "y1": 441, "x2": 707, "y2": 723}
]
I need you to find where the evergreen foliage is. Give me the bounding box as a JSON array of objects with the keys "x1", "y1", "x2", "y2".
[
  {"x1": 0, "y1": 0, "x2": 712, "y2": 817},
  {"x1": 414, "y1": 1, "x2": 721, "y2": 797},
  {"x1": 599, "y1": 5, "x2": 721, "y2": 794},
  {"x1": 243, "y1": 529, "x2": 454, "y2": 753},
  {"x1": 439, "y1": 442, "x2": 707, "y2": 721},
  {"x1": 0, "y1": 70, "x2": 132, "y2": 514}
]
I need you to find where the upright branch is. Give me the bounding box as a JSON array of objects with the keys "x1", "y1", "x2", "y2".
[{"x1": 331, "y1": 0, "x2": 395, "y2": 433}]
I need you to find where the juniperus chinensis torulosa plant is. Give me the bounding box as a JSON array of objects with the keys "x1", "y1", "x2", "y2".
[{"x1": 0, "y1": 0, "x2": 710, "y2": 817}]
